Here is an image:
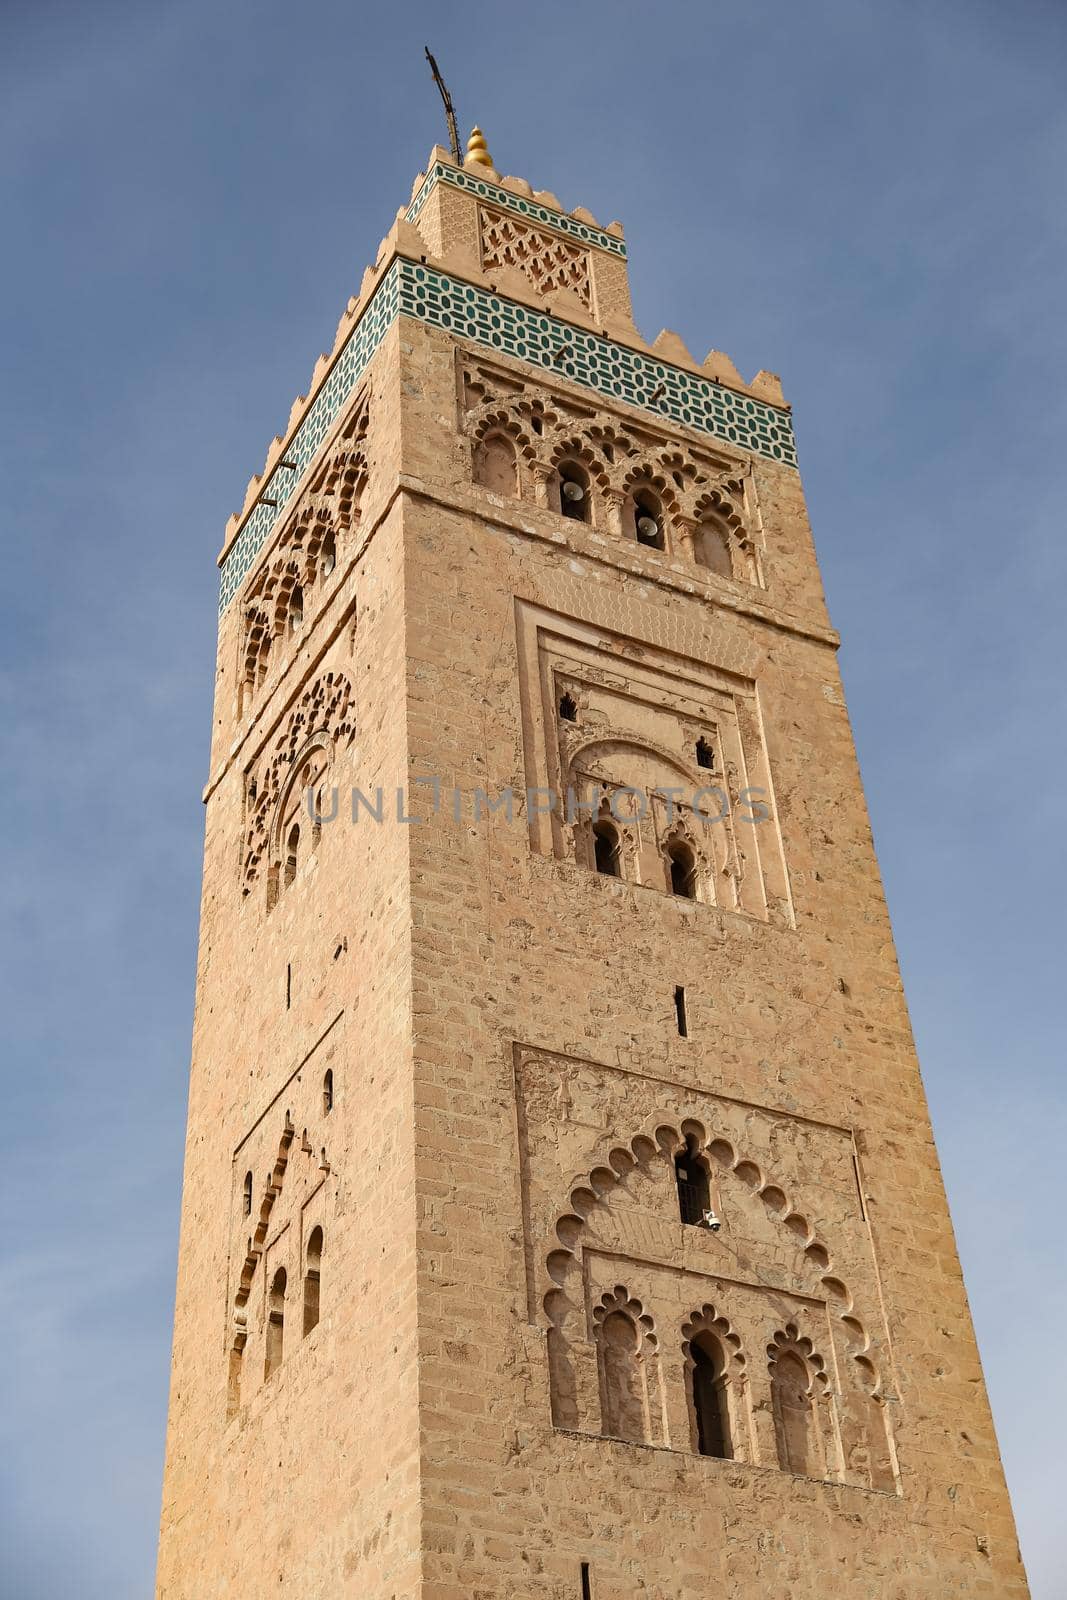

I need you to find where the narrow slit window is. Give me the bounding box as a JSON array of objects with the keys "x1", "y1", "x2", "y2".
[
  {"x1": 286, "y1": 962, "x2": 292, "y2": 1010},
  {"x1": 580, "y1": 1562, "x2": 593, "y2": 1600},
  {"x1": 322, "y1": 1069, "x2": 334, "y2": 1114},
  {"x1": 242, "y1": 1171, "x2": 253, "y2": 1216},
  {"x1": 674, "y1": 985, "x2": 688, "y2": 1037}
]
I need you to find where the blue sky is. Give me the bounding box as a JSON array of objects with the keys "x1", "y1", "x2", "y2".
[{"x1": 1, "y1": 1, "x2": 1064, "y2": 1595}]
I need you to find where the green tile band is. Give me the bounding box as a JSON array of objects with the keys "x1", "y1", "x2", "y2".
[
  {"x1": 219, "y1": 259, "x2": 796, "y2": 612},
  {"x1": 406, "y1": 161, "x2": 628, "y2": 258}
]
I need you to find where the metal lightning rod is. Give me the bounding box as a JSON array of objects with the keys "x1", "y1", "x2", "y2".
[{"x1": 424, "y1": 47, "x2": 461, "y2": 165}]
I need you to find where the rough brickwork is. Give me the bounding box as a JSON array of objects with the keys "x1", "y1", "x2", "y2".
[{"x1": 157, "y1": 150, "x2": 1029, "y2": 1599}]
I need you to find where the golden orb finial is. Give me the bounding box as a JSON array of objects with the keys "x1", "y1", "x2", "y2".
[{"x1": 464, "y1": 125, "x2": 494, "y2": 171}]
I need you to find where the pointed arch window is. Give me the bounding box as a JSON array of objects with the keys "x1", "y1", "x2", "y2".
[
  {"x1": 768, "y1": 1327, "x2": 830, "y2": 1479},
  {"x1": 557, "y1": 462, "x2": 591, "y2": 523},
  {"x1": 694, "y1": 514, "x2": 733, "y2": 577},
  {"x1": 593, "y1": 820, "x2": 622, "y2": 878},
  {"x1": 667, "y1": 838, "x2": 697, "y2": 899},
  {"x1": 303, "y1": 1227, "x2": 323, "y2": 1336},
  {"x1": 690, "y1": 1332, "x2": 733, "y2": 1459},
  {"x1": 320, "y1": 529, "x2": 336, "y2": 578},
  {"x1": 284, "y1": 823, "x2": 300, "y2": 889},
  {"x1": 242, "y1": 1171, "x2": 253, "y2": 1217},
  {"x1": 631, "y1": 488, "x2": 665, "y2": 550},
  {"x1": 288, "y1": 584, "x2": 304, "y2": 633},
  {"x1": 474, "y1": 431, "x2": 518, "y2": 496},
  {"x1": 264, "y1": 1267, "x2": 287, "y2": 1379},
  {"x1": 322, "y1": 1069, "x2": 334, "y2": 1114},
  {"x1": 675, "y1": 1138, "x2": 711, "y2": 1225}
]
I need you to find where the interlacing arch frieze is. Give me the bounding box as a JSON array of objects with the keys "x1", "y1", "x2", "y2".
[
  {"x1": 479, "y1": 205, "x2": 593, "y2": 310},
  {"x1": 237, "y1": 398, "x2": 369, "y2": 717},
  {"x1": 241, "y1": 671, "x2": 356, "y2": 896},
  {"x1": 541, "y1": 1114, "x2": 898, "y2": 1488},
  {"x1": 460, "y1": 365, "x2": 763, "y2": 584}
]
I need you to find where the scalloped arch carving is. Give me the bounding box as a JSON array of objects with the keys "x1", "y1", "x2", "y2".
[
  {"x1": 242, "y1": 671, "x2": 356, "y2": 896},
  {"x1": 540, "y1": 1112, "x2": 898, "y2": 1486}
]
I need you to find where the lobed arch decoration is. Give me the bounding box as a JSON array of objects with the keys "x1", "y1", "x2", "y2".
[
  {"x1": 541, "y1": 1115, "x2": 899, "y2": 1488},
  {"x1": 227, "y1": 1114, "x2": 332, "y2": 1416},
  {"x1": 591, "y1": 1288, "x2": 665, "y2": 1447},
  {"x1": 562, "y1": 731, "x2": 741, "y2": 906},
  {"x1": 461, "y1": 364, "x2": 764, "y2": 585},
  {"x1": 241, "y1": 671, "x2": 356, "y2": 897},
  {"x1": 236, "y1": 394, "x2": 370, "y2": 718},
  {"x1": 681, "y1": 1303, "x2": 754, "y2": 1462},
  {"x1": 227, "y1": 1115, "x2": 296, "y2": 1417},
  {"x1": 767, "y1": 1323, "x2": 840, "y2": 1481}
]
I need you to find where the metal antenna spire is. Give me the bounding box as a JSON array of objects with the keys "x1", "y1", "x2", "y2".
[{"x1": 424, "y1": 47, "x2": 461, "y2": 164}]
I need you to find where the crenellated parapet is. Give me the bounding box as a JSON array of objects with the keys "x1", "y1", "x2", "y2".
[{"x1": 218, "y1": 144, "x2": 794, "y2": 614}]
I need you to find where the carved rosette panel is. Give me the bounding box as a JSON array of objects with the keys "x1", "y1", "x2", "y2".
[{"x1": 479, "y1": 205, "x2": 593, "y2": 310}]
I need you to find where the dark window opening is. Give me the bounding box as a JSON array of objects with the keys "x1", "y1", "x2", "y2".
[
  {"x1": 323, "y1": 1069, "x2": 334, "y2": 1114},
  {"x1": 559, "y1": 691, "x2": 578, "y2": 723},
  {"x1": 633, "y1": 489, "x2": 665, "y2": 549},
  {"x1": 285, "y1": 962, "x2": 292, "y2": 1010},
  {"x1": 558, "y1": 463, "x2": 590, "y2": 522},
  {"x1": 580, "y1": 1562, "x2": 593, "y2": 1600},
  {"x1": 668, "y1": 840, "x2": 697, "y2": 898},
  {"x1": 303, "y1": 1226, "x2": 323, "y2": 1336},
  {"x1": 265, "y1": 1267, "x2": 287, "y2": 1379},
  {"x1": 695, "y1": 736, "x2": 715, "y2": 770},
  {"x1": 593, "y1": 821, "x2": 622, "y2": 878},
  {"x1": 691, "y1": 1335, "x2": 732, "y2": 1459},
  {"x1": 674, "y1": 985, "x2": 688, "y2": 1037},
  {"x1": 675, "y1": 1142, "x2": 711, "y2": 1225},
  {"x1": 284, "y1": 823, "x2": 300, "y2": 888},
  {"x1": 242, "y1": 1171, "x2": 253, "y2": 1216}
]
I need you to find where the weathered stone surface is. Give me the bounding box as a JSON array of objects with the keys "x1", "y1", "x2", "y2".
[{"x1": 156, "y1": 151, "x2": 1029, "y2": 1599}]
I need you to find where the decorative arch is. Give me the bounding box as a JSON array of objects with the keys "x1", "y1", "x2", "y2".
[
  {"x1": 541, "y1": 1114, "x2": 897, "y2": 1488},
  {"x1": 239, "y1": 606, "x2": 274, "y2": 715},
  {"x1": 472, "y1": 428, "x2": 520, "y2": 497},
  {"x1": 469, "y1": 406, "x2": 540, "y2": 468},
  {"x1": 241, "y1": 671, "x2": 356, "y2": 897},
  {"x1": 227, "y1": 1115, "x2": 295, "y2": 1416},
  {"x1": 591, "y1": 1287, "x2": 663, "y2": 1446},
  {"x1": 681, "y1": 1303, "x2": 752, "y2": 1461},
  {"x1": 767, "y1": 1323, "x2": 839, "y2": 1479}
]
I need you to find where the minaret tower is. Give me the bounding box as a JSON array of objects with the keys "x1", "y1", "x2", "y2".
[{"x1": 156, "y1": 130, "x2": 1029, "y2": 1598}]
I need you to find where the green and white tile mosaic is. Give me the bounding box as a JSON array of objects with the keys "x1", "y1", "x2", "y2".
[
  {"x1": 219, "y1": 258, "x2": 796, "y2": 611},
  {"x1": 398, "y1": 261, "x2": 796, "y2": 465},
  {"x1": 406, "y1": 161, "x2": 627, "y2": 258},
  {"x1": 218, "y1": 267, "x2": 399, "y2": 613}
]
